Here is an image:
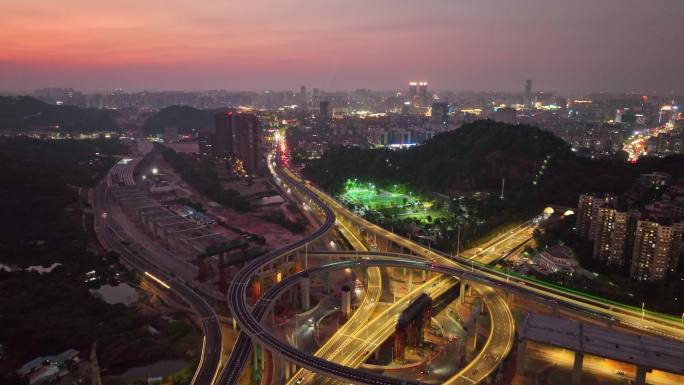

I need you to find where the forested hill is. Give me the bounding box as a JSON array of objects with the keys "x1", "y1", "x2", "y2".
[
  {"x1": 304, "y1": 120, "x2": 637, "y2": 206},
  {"x1": 142, "y1": 105, "x2": 215, "y2": 134},
  {"x1": 0, "y1": 96, "x2": 118, "y2": 132}
]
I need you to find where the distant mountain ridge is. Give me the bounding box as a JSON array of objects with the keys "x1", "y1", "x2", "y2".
[
  {"x1": 0, "y1": 96, "x2": 119, "y2": 132},
  {"x1": 142, "y1": 105, "x2": 217, "y2": 134}
]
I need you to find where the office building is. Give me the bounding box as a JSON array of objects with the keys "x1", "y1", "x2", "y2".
[
  {"x1": 431, "y1": 102, "x2": 449, "y2": 124},
  {"x1": 408, "y1": 82, "x2": 418, "y2": 106},
  {"x1": 593, "y1": 208, "x2": 640, "y2": 267},
  {"x1": 418, "y1": 82, "x2": 428, "y2": 107},
  {"x1": 401, "y1": 101, "x2": 411, "y2": 114},
  {"x1": 659, "y1": 105, "x2": 675, "y2": 125},
  {"x1": 630, "y1": 219, "x2": 683, "y2": 281},
  {"x1": 524, "y1": 80, "x2": 533, "y2": 108}
]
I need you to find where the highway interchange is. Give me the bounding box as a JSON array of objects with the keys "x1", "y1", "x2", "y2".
[
  {"x1": 95, "y1": 139, "x2": 684, "y2": 385},
  {"x1": 218, "y1": 150, "x2": 684, "y2": 385},
  {"x1": 219, "y1": 154, "x2": 517, "y2": 385}
]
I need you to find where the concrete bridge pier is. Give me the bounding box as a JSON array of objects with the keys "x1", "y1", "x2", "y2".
[
  {"x1": 635, "y1": 366, "x2": 648, "y2": 385},
  {"x1": 251, "y1": 278, "x2": 262, "y2": 304},
  {"x1": 323, "y1": 271, "x2": 331, "y2": 294},
  {"x1": 300, "y1": 274, "x2": 310, "y2": 311},
  {"x1": 459, "y1": 280, "x2": 467, "y2": 304},
  {"x1": 341, "y1": 285, "x2": 351, "y2": 321},
  {"x1": 408, "y1": 270, "x2": 414, "y2": 292},
  {"x1": 466, "y1": 316, "x2": 479, "y2": 362},
  {"x1": 571, "y1": 351, "x2": 584, "y2": 385},
  {"x1": 283, "y1": 359, "x2": 291, "y2": 380},
  {"x1": 505, "y1": 291, "x2": 515, "y2": 305},
  {"x1": 516, "y1": 339, "x2": 527, "y2": 373}
]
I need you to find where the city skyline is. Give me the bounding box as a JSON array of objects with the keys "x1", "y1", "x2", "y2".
[
  {"x1": 4, "y1": 2, "x2": 684, "y2": 385},
  {"x1": 2, "y1": 0, "x2": 684, "y2": 94}
]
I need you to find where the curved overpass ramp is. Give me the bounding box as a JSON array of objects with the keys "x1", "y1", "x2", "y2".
[{"x1": 229, "y1": 255, "x2": 514, "y2": 385}]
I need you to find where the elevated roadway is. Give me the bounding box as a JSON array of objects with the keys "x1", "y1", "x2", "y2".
[
  {"x1": 217, "y1": 154, "x2": 338, "y2": 385},
  {"x1": 280, "y1": 167, "x2": 516, "y2": 384},
  {"x1": 285, "y1": 220, "x2": 385, "y2": 385},
  {"x1": 219, "y1": 156, "x2": 515, "y2": 385},
  {"x1": 229, "y1": 254, "x2": 516, "y2": 385},
  {"x1": 223, "y1": 150, "x2": 684, "y2": 385},
  {"x1": 94, "y1": 163, "x2": 222, "y2": 385},
  {"x1": 282, "y1": 165, "x2": 684, "y2": 342}
]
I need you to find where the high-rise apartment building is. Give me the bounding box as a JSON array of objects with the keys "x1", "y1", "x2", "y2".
[
  {"x1": 212, "y1": 112, "x2": 260, "y2": 174},
  {"x1": 299, "y1": 85, "x2": 306, "y2": 103},
  {"x1": 430, "y1": 102, "x2": 449, "y2": 124},
  {"x1": 214, "y1": 113, "x2": 234, "y2": 159},
  {"x1": 493, "y1": 107, "x2": 517, "y2": 124},
  {"x1": 198, "y1": 129, "x2": 213, "y2": 158},
  {"x1": 233, "y1": 113, "x2": 260, "y2": 175},
  {"x1": 593, "y1": 208, "x2": 640, "y2": 267},
  {"x1": 576, "y1": 194, "x2": 617, "y2": 240},
  {"x1": 319, "y1": 101, "x2": 331, "y2": 119},
  {"x1": 630, "y1": 219, "x2": 683, "y2": 281}
]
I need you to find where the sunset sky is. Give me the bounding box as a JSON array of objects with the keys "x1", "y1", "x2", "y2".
[{"x1": 1, "y1": 0, "x2": 683, "y2": 93}]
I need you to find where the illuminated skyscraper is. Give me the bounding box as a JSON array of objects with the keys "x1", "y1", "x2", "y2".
[
  {"x1": 659, "y1": 102, "x2": 677, "y2": 125},
  {"x1": 418, "y1": 82, "x2": 428, "y2": 107},
  {"x1": 524, "y1": 79, "x2": 533, "y2": 108},
  {"x1": 408, "y1": 82, "x2": 418, "y2": 106}
]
